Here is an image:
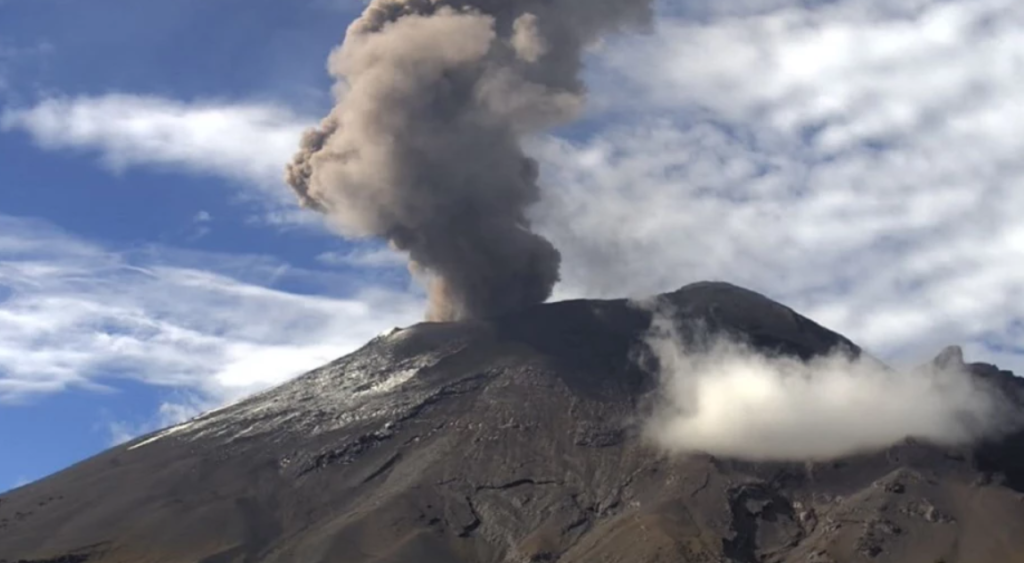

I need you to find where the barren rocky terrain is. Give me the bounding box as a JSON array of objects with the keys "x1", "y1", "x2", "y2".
[{"x1": 2, "y1": 282, "x2": 1023, "y2": 563}]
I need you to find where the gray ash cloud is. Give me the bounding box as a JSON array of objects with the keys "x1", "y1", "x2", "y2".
[{"x1": 286, "y1": 0, "x2": 652, "y2": 321}]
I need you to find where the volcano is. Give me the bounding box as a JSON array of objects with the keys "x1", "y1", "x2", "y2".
[{"x1": 2, "y1": 282, "x2": 1023, "y2": 563}]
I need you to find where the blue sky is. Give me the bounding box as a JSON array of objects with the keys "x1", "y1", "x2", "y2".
[{"x1": 2, "y1": 0, "x2": 1023, "y2": 490}]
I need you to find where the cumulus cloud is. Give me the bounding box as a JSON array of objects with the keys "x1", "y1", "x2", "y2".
[
  {"x1": 0, "y1": 94, "x2": 313, "y2": 206},
  {"x1": 642, "y1": 307, "x2": 1010, "y2": 462},
  {"x1": 0, "y1": 214, "x2": 423, "y2": 406},
  {"x1": 533, "y1": 0, "x2": 1024, "y2": 373}
]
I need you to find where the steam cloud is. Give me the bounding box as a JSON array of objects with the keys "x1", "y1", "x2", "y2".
[
  {"x1": 286, "y1": 0, "x2": 652, "y2": 321},
  {"x1": 643, "y1": 310, "x2": 1011, "y2": 462}
]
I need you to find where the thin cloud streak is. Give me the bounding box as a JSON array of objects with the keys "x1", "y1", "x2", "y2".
[{"x1": 317, "y1": 247, "x2": 407, "y2": 269}]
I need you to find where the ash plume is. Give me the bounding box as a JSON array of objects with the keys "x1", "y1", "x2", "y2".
[{"x1": 287, "y1": 0, "x2": 652, "y2": 321}]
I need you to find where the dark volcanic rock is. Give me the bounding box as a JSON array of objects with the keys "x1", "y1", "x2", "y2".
[{"x1": 1, "y1": 281, "x2": 1023, "y2": 563}]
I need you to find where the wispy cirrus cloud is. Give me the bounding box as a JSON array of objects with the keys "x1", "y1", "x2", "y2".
[{"x1": 0, "y1": 214, "x2": 423, "y2": 406}]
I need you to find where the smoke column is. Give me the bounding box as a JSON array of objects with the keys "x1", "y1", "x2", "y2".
[{"x1": 287, "y1": 0, "x2": 652, "y2": 321}]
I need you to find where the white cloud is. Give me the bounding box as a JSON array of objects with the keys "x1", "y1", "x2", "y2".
[
  {"x1": 107, "y1": 397, "x2": 211, "y2": 446},
  {"x1": 0, "y1": 214, "x2": 424, "y2": 406},
  {"x1": 532, "y1": 0, "x2": 1024, "y2": 373},
  {"x1": 317, "y1": 247, "x2": 407, "y2": 269},
  {"x1": 643, "y1": 307, "x2": 1009, "y2": 461},
  {"x1": 0, "y1": 40, "x2": 52, "y2": 96},
  {"x1": 1, "y1": 0, "x2": 1020, "y2": 383},
  {"x1": 0, "y1": 47, "x2": 11, "y2": 94},
  {"x1": 184, "y1": 210, "x2": 214, "y2": 240},
  {"x1": 0, "y1": 94, "x2": 314, "y2": 207}
]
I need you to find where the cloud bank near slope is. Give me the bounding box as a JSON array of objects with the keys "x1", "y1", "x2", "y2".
[{"x1": 641, "y1": 307, "x2": 1013, "y2": 462}]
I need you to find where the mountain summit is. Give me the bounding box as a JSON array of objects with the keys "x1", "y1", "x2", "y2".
[{"x1": 2, "y1": 282, "x2": 1023, "y2": 563}]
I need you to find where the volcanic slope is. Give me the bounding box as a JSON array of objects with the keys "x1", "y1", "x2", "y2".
[{"x1": 2, "y1": 281, "x2": 1024, "y2": 563}]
